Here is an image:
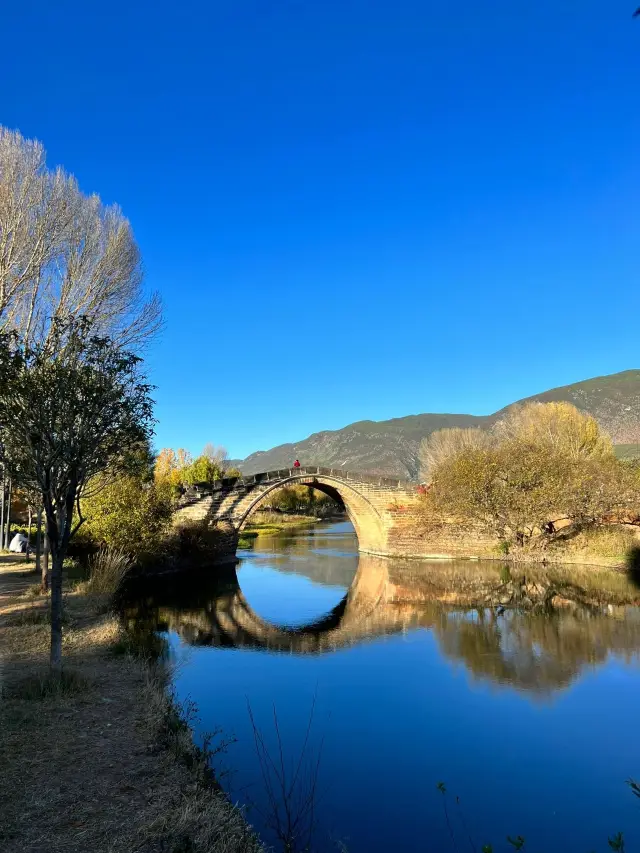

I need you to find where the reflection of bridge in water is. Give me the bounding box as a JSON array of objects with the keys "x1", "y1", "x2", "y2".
[{"x1": 122, "y1": 555, "x2": 640, "y2": 695}]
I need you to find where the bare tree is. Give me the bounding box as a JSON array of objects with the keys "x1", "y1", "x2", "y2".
[
  {"x1": 247, "y1": 698, "x2": 324, "y2": 853},
  {"x1": 203, "y1": 443, "x2": 229, "y2": 468},
  {"x1": 419, "y1": 427, "x2": 494, "y2": 483},
  {"x1": 0, "y1": 126, "x2": 161, "y2": 348},
  {"x1": 0, "y1": 129, "x2": 70, "y2": 333}
]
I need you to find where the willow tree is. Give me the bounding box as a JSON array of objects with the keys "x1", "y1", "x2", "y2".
[{"x1": 0, "y1": 320, "x2": 154, "y2": 673}]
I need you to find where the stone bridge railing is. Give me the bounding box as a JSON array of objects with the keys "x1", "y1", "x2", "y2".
[{"x1": 178, "y1": 466, "x2": 413, "y2": 501}]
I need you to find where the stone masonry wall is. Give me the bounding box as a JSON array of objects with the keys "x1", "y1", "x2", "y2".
[{"x1": 173, "y1": 468, "x2": 499, "y2": 561}]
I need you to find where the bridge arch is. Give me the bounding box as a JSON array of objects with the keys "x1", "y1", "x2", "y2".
[
  {"x1": 236, "y1": 473, "x2": 387, "y2": 554},
  {"x1": 174, "y1": 466, "x2": 420, "y2": 560}
]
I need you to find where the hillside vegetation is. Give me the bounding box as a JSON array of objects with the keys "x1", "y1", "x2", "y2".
[{"x1": 238, "y1": 370, "x2": 640, "y2": 479}]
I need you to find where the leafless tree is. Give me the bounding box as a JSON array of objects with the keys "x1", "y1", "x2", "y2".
[
  {"x1": 0, "y1": 126, "x2": 161, "y2": 348},
  {"x1": 203, "y1": 443, "x2": 229, "y2": 467},
  {"x1": 419, "y1": 427, "x2": 494, "y2": 483},
  {"x1": 0, "y1": 131, "x2": 70, "y2": 334}
]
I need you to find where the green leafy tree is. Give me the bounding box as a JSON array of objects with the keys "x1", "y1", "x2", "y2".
[
  {"x1": 0, "y1": 319, "x2": 154, "y2": 672},
  {"x1": 81, "y1": 474, "x2": 173, "y2": 555},
  {"x1": 183, "y1": 454, "x2": 225, "y2": 487}
]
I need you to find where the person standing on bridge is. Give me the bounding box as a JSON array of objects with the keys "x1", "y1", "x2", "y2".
[{"x1": 293, "y1": 459, "x2": 301, "y2": 468}]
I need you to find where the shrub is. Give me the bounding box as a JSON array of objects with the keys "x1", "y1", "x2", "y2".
[
  {"x1": 9, "y1": 523, "x2": 38, "y2": 538},
  {"x1": 24, "y1": 583, "x2": 44, "y2": 599},
  {"x1": 171, "y1": 520, "x2": 225, "y2": 560},
  {"x1": 63, "y1": 556, "x2": 87, "y2": 584},
  {"x1": 7, "y1": 669, "x2": 90, "y2": 700},
  {"x1": 81, "y1": 474, "x2": 173, "y2": 555},
  {"x1": 110, "y1": 628, "x2": 168, "y2": 660},
  {"x1": 426, "y1": 402, "x2": 640, "y2": 550}
]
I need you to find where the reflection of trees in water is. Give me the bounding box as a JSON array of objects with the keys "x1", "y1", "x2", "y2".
[
  {"x1": 434, "y1": 607, "x2": 640, "y2": 693},
  {"x1": 120, "y1": 558, "x2": 640, "y2": 696}
]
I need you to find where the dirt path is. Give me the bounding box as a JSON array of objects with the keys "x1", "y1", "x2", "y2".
[
  {"x1": 0, "y1": 565, "x2": 260, "y2": 853},
  {"x1": 0, "y1": 556, "x2": 38, "y2": 628}
]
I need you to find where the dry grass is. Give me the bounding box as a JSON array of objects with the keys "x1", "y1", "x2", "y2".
[
  {"x1": 552, "y1": 525, "x2": 640, "y2": 563},
  {"x1": 0, "y1": 563, "x2": 262, "y2": 853},
  {"x1": 80, "y1": 546, "x2": 134, "y2": 595},
  {"x1": 24, "y1": 581, "x2": 43, "y2": 598}
]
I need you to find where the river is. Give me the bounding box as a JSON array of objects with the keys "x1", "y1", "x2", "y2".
[{"x1": 122, "y1": 520, "x2": 640, "y2": 852}]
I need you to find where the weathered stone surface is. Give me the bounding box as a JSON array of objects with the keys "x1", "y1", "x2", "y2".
[{"x1": 174, "y1": 466, "x2": 426, "y2": 560}]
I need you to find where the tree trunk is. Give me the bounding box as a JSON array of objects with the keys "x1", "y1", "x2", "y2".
[
  {"x1": 43, "y1": 526, "x2": 50, "y2": 593},
  {"x1": 4, "y1": 477, "x2": 11, "y2": 550},
  {"x1": 46, "y1": 490, "x2": 77, "y2": 675},
  {"x1": 27, "y1": 506, "x2": 32, "y2": 561},
  {"x1": 0, "y1": 469, "x2": 5, "y2": 550},
  {"x1": 35, "y1": 508, "x2": 43, "y2": 580},
  {"x1": 49, "y1": 548, "x2": 64, "y2": 674}
]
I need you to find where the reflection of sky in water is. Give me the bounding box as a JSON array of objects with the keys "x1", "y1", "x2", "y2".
[
  {"x1": 236, "y1": 561, "x2": 347, "y2": 628},
  {"x1": 163, "y1": 522, "x2": 640, "y2": 853}
]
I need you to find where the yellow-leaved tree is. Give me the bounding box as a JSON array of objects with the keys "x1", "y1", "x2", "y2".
[
  {"x1": 81, "y1": 474, "x2": 173, "y2": 556},
  {"x1": 422, "y1": 402, "x2": 638, "y2": 551}
]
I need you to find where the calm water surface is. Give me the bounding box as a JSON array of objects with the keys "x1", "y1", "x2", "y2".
[{"x1": 124, "y1": 522, "x2": 640, "y2": 851}]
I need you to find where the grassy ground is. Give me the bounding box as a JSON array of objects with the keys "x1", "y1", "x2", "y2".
[
  {"x1": 243, "y1": 511, "x2": 319, "y2": 534},
  {"x1": 0, "y1": 560, "x2": 261, "y2": 853},
  {"x1": 238, "y1": 511, "x2": 331, "y2": 547}
]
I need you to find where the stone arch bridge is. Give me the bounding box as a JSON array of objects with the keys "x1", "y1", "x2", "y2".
[{"x1": 174, "y1": 466, "x2": 422, "y2": 560}]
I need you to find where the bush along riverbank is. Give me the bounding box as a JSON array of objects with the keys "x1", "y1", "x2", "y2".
[
  {"x1": 0, "y1": 558, "x2": 262, "y2": 853},
  {"x1": 415, "y1": 402, "x2": 640, "y2": 569}
]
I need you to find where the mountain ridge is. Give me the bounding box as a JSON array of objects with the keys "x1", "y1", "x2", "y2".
[{"x1": 236, "y1": 370, "x2": 640, "y2": 480}]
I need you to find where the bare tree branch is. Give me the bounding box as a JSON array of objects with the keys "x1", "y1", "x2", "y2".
[{"x1": 0, "y1": 126, "x2": 163, "y2": 349}]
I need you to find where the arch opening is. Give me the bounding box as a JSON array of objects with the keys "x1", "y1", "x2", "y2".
[{"x1": 236, "y1": 475, "x2": 387, "y2": 554}]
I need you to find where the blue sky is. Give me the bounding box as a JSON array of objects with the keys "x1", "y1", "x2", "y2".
[{"x1": 1, "y1": 1, "x2": 639, "y2": 460}]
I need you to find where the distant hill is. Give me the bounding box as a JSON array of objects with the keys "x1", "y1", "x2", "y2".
[{"x1": 237, "y1": 370, "x2": 640, "y2": 480}]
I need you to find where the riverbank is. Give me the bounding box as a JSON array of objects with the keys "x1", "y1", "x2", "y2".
[
  {"x1": 239, "y1": 510, "x2": 345, "y2": 546},
  {"x1": 0, "y1": 561, "x2": 261, "y2": 853},
  {"x1": 387, "y1": 515, "x2": 640, "y2": 569}
]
